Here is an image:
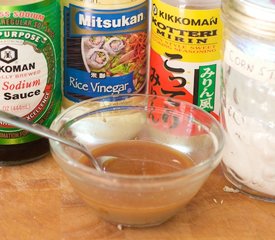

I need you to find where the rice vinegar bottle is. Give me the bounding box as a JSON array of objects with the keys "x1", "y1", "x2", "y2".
[
  {"x1": 149, "y1": 0, "x2": 222, "y2": 119},
  {"x1": 61, "y1": 0, "x2": 149, "y2": 108}
]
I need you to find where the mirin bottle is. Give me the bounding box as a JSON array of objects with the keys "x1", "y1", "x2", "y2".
[{"x1": 149, "y1": 0, "x2": 222, "y2": 119}]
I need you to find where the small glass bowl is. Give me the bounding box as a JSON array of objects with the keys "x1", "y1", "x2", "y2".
[{"x1": 50, "y1": 94, "x2": 224, "y2": 227}]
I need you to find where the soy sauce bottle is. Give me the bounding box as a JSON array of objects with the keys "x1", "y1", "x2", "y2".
[{"x1": 0, "y1": 0, "x2": 61, "y2": 165}]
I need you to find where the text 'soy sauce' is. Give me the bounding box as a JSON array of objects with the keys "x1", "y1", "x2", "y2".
[
  {"x1": 61, "y1": 0, "x2": 149, "y2": 108},
  {"x1": 0, "y1": 0, "x2": 61, "y2": 165}
]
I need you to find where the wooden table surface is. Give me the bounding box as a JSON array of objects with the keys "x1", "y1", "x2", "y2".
[{"x1": 0, "y1": 154, "x2": 274, "y2": 240}]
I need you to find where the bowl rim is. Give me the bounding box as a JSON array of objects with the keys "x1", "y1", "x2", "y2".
[{"x1": 50, "y1": 94, "x2": 225, "y2": 181}]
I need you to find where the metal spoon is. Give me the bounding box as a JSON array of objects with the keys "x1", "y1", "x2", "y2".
[{"x1": 0, "y1": 110, "x2": 102, "y2": 171}]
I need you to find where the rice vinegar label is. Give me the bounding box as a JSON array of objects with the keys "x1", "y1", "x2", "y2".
[
  {"x1": 0, "y1": 1, "x2": 61, "y2": 145},
  {"x1": 63, "y1": 1, "x2": 148, "y2": 103},
  {"x1": 149, "y1": 0, "x2": 222, "y2": 119}
]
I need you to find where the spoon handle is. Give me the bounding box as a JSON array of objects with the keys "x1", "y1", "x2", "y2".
[
  {"x1": 0, "y1": 110, "x2": 86, "y2": 155},
  {"x1": 0, "y1": 110, "x2": 102, "y2": 171}
]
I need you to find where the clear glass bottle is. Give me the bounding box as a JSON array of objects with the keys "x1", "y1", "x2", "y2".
[
  {"x1": 0, "y1": 0, "x2": 61, "y2": 165},
  {"x1": 61, "y1": 0, "x2": 149, "y2": 108},
  {"x1": 221, "y1": 0, "x2": 275, "y2": 202},
  {"x1": 148, "y1": 0, "x2": 222, "y2": 119}
]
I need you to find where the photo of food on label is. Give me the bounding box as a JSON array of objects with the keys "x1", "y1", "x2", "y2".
[{"x1": 81, "y1": 32, "x2": 147, "y2": 92}]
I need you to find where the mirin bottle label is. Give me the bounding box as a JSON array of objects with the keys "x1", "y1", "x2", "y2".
[
  {"x1": 62, "y1": 0, "x2": 148, "y2": 107},
  {"x1": 149, "y1": 0, "x2": 222, "y2": 119},
  {"x1": 0, "y1": 0, "x2": 61, "y2": 145}
]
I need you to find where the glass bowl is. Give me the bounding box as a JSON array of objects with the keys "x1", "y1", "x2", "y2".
[{"x1": 50, "y1": 94, "x2": 224, "y2": 227}]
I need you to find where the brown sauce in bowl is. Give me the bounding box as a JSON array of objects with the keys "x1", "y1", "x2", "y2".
[
  {"x1": 81, "y1": 140, "x2": 194, "y2": 175},
  {"x1": 75, "y1": 140, "x2": 200, "y2": 226}
]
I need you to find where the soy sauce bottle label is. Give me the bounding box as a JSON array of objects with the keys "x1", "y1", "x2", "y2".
[
  {"x1": 149, "y1": 0, "x2": 222, "y2": 119},
  {"x1": 0, "y1": 0, "x2": 61, "y2": 145}
]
